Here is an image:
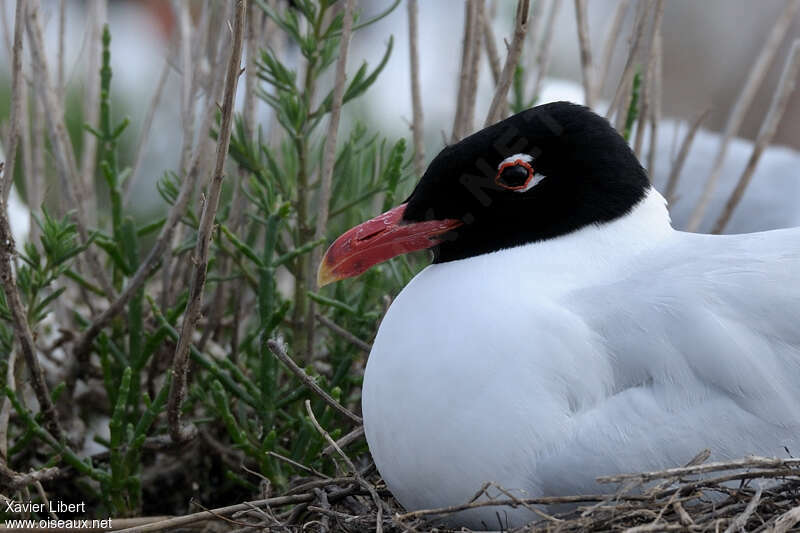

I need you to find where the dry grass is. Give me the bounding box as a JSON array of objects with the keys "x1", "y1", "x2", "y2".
[{"x1": 109, "y1": 446, "x2": 800, "y2": 532}]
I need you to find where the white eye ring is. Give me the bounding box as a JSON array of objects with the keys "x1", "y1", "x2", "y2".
[{"x1": 495, "y1": 153, "x2": 544, "y2": 192}]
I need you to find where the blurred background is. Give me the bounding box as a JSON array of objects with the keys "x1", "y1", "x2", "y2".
[{"x1": 1, "y1": 0, "x2": 799, "y2": 234}]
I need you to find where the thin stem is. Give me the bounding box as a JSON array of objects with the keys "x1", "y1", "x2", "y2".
[
  {"x1": 0, "y1": 163, "x2": 63, "y2": 441},
  {"x1": 168, "y1": 0, "x2": 247, "y2": 443},
  {"x1": 123, "y1": 53, "x2": 172, "y2": 206},
  {"x1": 712, "y1": 40, "x2": 800, "y2": 234},
  {"x1": 607, "y1": 0, "x2": 652, "y2": 129},
  {"x1": 531, "y1": 0, "x2": 562, "y2": 99},
  {"x1": 686, "y1": 0, "x2": 799, "y2": 231},
  {"x1": 485, "y1": 0, "x2": 531, "y2": 126},
  {"x1": 312, "y1": 0, "x2": 355, "y2": 280},
  {"x1": 633, "y1": 0, "x2": 664, "y2": 158},
  {"x1": 451, "y1": 0, "x2": 481, "y2": 141},
  {"x1": 25, "y1": 0, "x2": 115, "y2": 299},
  {"x1": 267, "y1": 340, "x2": 362, "y2": 424},
  {"x1": 664, "y1": 109, "x2": 709, "y2": 205},
  {"x1": 79, "y1": 0, "x2": 107, "y2": 223},
  {"x1": 573, "y1": 0, "x2": 594, "y2": 108},
  {"x1": 597, "y1": 0, "x2": 630, "y2": 99},
  {"x1": 408, "y1": 0, "x2": 425, "y2": 177},
  {"x1": 57, "y1": 0, "x2": 66, "y2": 98},
  {"x1": 482, "y1": 8, "x2": 501, "y2": 84},
  {"x1": 2, "y1": 0, "x2": 26, "y2": 205}
]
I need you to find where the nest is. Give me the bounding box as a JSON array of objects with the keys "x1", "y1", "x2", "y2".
[{"x1": 117, "y1": 451, "x2": 800, "y2": 532}]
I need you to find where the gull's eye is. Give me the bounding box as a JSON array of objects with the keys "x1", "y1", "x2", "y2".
[{"x1": 495, "y1": 153, "x2": 540, "y2": 192}]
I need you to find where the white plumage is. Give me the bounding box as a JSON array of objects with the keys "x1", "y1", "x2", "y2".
[{"x1": 362, "y1": 188, "x2": 800, "y2": 529}]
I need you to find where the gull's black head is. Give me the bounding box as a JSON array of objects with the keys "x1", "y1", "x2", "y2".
[
  {"x1": 403, "y1": 101, "x2": 650, "y2": 263},
  {"x1": 318, "y1": 102, "x2": 651, "y2": 286}
]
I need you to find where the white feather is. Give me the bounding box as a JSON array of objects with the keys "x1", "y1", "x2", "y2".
[{"x1": 362, "y1": 188, "x2": 800, "y2": 529}]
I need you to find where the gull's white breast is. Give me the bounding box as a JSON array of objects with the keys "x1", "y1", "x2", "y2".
[{"x1": 361, "y1": 189, "x2": 800, "y2": 529}]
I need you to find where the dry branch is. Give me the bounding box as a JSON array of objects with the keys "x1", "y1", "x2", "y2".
[
  {"x1": 78, "y1": 0, "x2": 107, "y2": 222},
  {"x1": 664, "y1": 109, "x2": 709, "y2": 204},
  {"x1": 315, "y1": 313, "x2": 371, "y2": 352},
  {"x1": 687, "y1": 0, "x2": 800, "y2": 231},
  {"x1": 633, "y1": 0, "x2": 664, "y2": 159},
  {"x1": 608, "y1": 1, "x2": 653, "y2": 129},
  {"x1": 573, "y1": 0, "x2": 594, "y2": 108},
  {"x1": 712, "y1": 40, "x2": 800, "y2": 234},
  {"x1": 2, "y1": 0, "x2": 26, "y2": 204},
  {"x1": 313, "y1": 0, "x2": 355, "y2": 281},
  {"x1": 167, "y1": 0, "x2": 246, "y2": 443},
  {"x1": 72, "y1": 0, "x2": 227, "y2": 370},
  {"x1": 597, "y1": 0, "x2": 630, "y2": 98},
  {"x1": 482, "y1": 9, "x2": 501, "y2": 84},
  {"x1": 267, "y1": 339, "x2": 362, "y2": 424},
  {"x1": 485, "y1": 0, "x2": 531, "y2": 126},
  {"x1": 408, "y1": 0, "x2": 426, "y2": 177},
  {"x1": 25, "y1": 0, "x2": 114, "y2": 298},
  {"x1": 531, "y1": 0, "x2": 562, "y2": 100},
  {"x1": 452, "y1": 0, "x2": 482, "y2": 141},
  {"x1": 123, "y1": 53, "x2": 172, "y2": 205},
  {"x1": 0, "y1": 162, "x2": 63, "y2": 441}
]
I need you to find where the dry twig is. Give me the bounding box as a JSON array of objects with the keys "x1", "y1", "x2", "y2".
[
  {"x1": 168, "y1": 0, "x2": 247, "y2": 443},
  {"x1": 452, "y1": 0, "x2": 483, "y2": 141},
  {"x1": 267, "y1": 339, "x2": 362, "y2": 424},
  {"x1": 712, "y1": 40, "x2": 800, "y2": 234},
  {"x1": 25, "y1": 0, "x2": 114, "y2": 298},
  {"x1": 687, "y1": 0, "x2": 800, "y2": 231},
  {"x1": 530, "y1": 0, "x2": 562, "y2": 100},
  {"x1": 0, "y1": 163, "x2": 63, "y2": 440},
  {"x1": 633, "y1": 0, "x2": 664, "y2": 158},
  {"x1": 2, "y1": 0, "x2": 26, "y2": 204},
  {"x1": 608, "y1": 1, "x2": 653, "y2": 129},
  {"x1": 573, "y1": 0, "x2": 594, "y2": 108},
  {"x1": 664, "y1": 109, "x2": 710, "y2": 205},
  {"x1": 408, "y1": 0, "x2": 426, "y2": 177},
  {"x1": 597, "y1": 0, "x2": 630, "y2": 98},
  {"x1": 315, "y1": 313, "x2": 372, "y2": 352},
  {"x1": 485, "y1": 0, "x2": 531, "y2": 126}
]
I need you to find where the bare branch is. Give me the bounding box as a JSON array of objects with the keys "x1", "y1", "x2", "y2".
[
  {"x1": 633, "y1": 0, "x2": 664, "y2": 158},
  {"x1": 267, "y1": 339, "x2": 362, "y2": 424},
  {"x1": 313, "y1": 0, "x2": 355, "y2": 281},
  {"x1": 712, "y1": 40, "x2": 800, "y2": 234},
  {"x1": 573, "y1": 0, "x2": 594, "y2": 108},
  {"x1": 78, "y1": 0, "x2": 107, "y2": 222},
  {"x1": 2, "y1": 0, "x2": 26, "y2": 204},
  {"x1": 0, "y1": 349, "x2": 17, "y2": 460},
  {"x1": 72, "y1": 1, "x2": 231, "y2": 368},
  {"x1": 531, "y1": 0, "x2": 562, "y2": 100},
  {"x1": 0, "y1": 162, "x2": 63, "y2": 441},
  {"x1": 123, "y1": 52, "x2": 172, "y2": 205},
  {"x1": 168, "y1": 0, "x2": 247, "y2": 443},
  {"x1": 482, "y1": 9, "x2": 501, "y2": 84},
  {"x1": 408, "y1": 0, "x2": 426, "y2": 177},
  {"x1": 315, "y1": 313, "x2": 371, "y2": 353},
  {"x1": 305, "y1": 400, "x2": 383, "y2": 533},
  {"x1": 57, "y1": 0, "x2": 66, "y2": 98},
  {"x1": 646, "y1": 28, "x2": 662, "y2": 172},
  {"x1": 664, "y1": 109, "x2": 709, "y2": 204},
  {"x1": 25, "y1": 0, "x2": 114, "y2": 298},
  {"x1": 608, "y1": 0, "x2": 652, "y2": 129},
  {"x1": 452, "y1": 0, "x2": 482, "y2": 141},
  {"x1": 485, "y1": 0, "x2": 531, "y2": 126},
  {"x1": 687, "y1": 0, "x2": 800, "y2": 231},
  {"x1": 597, "y1": 0, "x2": 630, "y2": 98}
]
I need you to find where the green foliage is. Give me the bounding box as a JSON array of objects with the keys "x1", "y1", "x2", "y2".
[
  {"x1": 623, "y1": 68, "x2": 643, "y2": 142},
  {"x1": 1, "y1": 2, "x2": 425, "y2": 519}
]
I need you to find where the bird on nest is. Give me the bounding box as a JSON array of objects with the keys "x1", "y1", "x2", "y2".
[{"x1": 318, "y1": 102, "x2": 800, "y2": 530}]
